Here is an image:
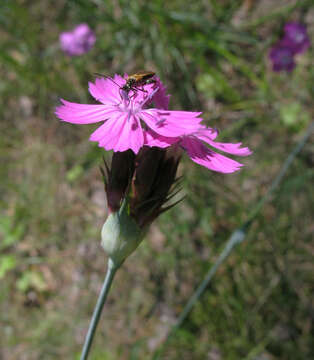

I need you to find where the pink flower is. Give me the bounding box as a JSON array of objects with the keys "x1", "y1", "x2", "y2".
[
  {"x1": 55, "y1": 75, "x2": 202, "y2": 154},
  {"x1": 145, "y1": 126, "x2": 252, "y2": 173},
  {"x1": 60, "y1": 23, "x2": 96, "y2": 56},
  {"x1": 268, "y1": 22, "x2": 310, "y2": 73}
]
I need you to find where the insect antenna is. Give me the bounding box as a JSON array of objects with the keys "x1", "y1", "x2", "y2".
[{"x1": 93, "y1": 73, "x2": 121, "y2": 88}]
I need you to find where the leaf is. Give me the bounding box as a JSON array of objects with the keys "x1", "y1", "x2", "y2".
[
  {"x1": 0, "y1": 216, "x2": 25, "y2": 249},
  {"x1": 66, "y1": 164, "x2": 83, "y2": 182},
  {"x1": 279, "y1": 102, "x2": 310, "y2": 131},
  {"x1": 16, "y1": 270, "x2": 48, "y2": 293},
  {"x1": 0, "y1": 255, "x2": 17, "y2": 279}
]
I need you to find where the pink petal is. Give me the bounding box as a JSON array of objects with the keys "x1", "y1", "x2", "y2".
[
  {"x1": 198, "y1": 130, "x2": 252, "y2": 156},
  {"x1": 113, "y1": 114, "x2": 144, "y2": 154},
  {"x1": 182, "y1": 137, "x2": 244, "y2": 173},
  {"x1": 89, "y1": 119, "x2": 117, "y2": 142},
  {"x1": 59, "y1": 32, "x2": 73, "y2": 49},
  {"x1": 144, "y1": 129, "x2": 179, "y2": 148},
  {"x1": 195, "y1": 126, "x2": 219, "y2": 141},
  {"x1": 88, "y1": 76, "x2": 124, "y2": 105},
  {"x1": 73, "y1": 23, "x2": 91, "y2": 38},
  {"x1": 194, "y1": 127, "x2": 251, "y2": 155},
  {"x1": 206, "y1": 140, "x2": 252, "y2": 156},
  {"x1": 55, "y1": 100, "x2": 116, "y2": 124},
  {"x1": 95, "y1": 113, "x2": 127, "y2": 148},
  {"x1": 140, "y1": 109, "x2": 202, "y2": 137},
  {"x1": 151, "y1": 78, "x2": 171, "y2": 109},
  {"x1": 93, "y1": 113, "x2": 144, "y2": 154}
]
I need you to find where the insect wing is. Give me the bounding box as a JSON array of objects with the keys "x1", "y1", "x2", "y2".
[{"x1": 130, "y1": 71, "x2": 155, "y2": 83}]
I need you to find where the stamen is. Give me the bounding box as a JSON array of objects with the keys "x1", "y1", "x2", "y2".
[{"x1": 140, "y1": 87, "x2": 160, "y2": 108}]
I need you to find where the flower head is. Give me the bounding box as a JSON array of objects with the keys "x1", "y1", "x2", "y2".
[
  {"x1": 56, "y1": 75, "x2": 202, "y2": 154},
  {"x1": 56, "y1": 74, "x2": 251, "y2": 172},
  {"x1": 283, "y1": 22, "x2": 310, "y2": 54},
  {"x1": 60, "y1": 23, "x2": 96, "y2": 56},
  {"x1": 269, "y1": 41, "x2": 296, "y2": 72}
]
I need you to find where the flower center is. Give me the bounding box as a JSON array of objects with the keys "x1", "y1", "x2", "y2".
[{"x1": 116, "y1": 86, "x2": 160, "y2": 114}]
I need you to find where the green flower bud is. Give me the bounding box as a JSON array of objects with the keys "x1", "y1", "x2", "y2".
[{"x1": 101, "y1": 200, "x2": 146, "y2": 267}]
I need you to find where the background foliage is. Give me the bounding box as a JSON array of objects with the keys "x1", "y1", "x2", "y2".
[{"x1": 0, "y1": 0, "x2": 313, "y2": 359}]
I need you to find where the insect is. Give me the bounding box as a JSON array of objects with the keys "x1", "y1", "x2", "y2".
[
  {"x1": 95, "y1": 71, "x2": 156, "y2": 99},
  {"x1": 121, "y1": 71, "x2": 156, "y2": 94}
]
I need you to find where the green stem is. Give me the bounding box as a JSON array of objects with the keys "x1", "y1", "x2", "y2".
[{"x1": 80, "y1": 258, "x2": 119, "y2": 360}]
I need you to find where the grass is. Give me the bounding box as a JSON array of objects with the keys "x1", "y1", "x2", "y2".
[{"x1": 0, "y1": 0, "x2": 313, "y2": 359}]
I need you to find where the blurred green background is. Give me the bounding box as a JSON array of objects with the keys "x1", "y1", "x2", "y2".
[{"x1": 0, "y1": 0, "x2": 313, "y2": 359}]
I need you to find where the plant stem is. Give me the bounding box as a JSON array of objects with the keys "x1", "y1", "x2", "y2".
[{"x1": 80, "y1": 258, "x2": 118, "y2": 360}]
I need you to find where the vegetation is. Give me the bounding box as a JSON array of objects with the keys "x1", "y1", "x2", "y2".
[{"x1": 0, "y1": 0, "x2": 313, "y2": 359}]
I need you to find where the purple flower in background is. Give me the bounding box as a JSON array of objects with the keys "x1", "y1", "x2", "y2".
[
  {"x1": 283, "y1": 22, "x2": 310, "y2": 54},
  {"x1": 269, "y1": 22, "x2": 310, "y2": 72},
  {"x1": 60, "y1": 23, "x2": 96, "y2": 56},
  {"x1": 269, "y1": 40, "x2": 296, "y2": 72}
]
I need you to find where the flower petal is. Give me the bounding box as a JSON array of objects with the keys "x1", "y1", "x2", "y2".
[
  {"x1": 194, "y1": 126, "x2": 219, "y2": 141},
  {"x1": 144, "y1": 129, "x2": 178, "y2": 148},
  {"x1": 93, "y1": 113, "x2": 144, "y2": 154},
  {"x1": 88, "y1": 76, "x2": 125, "y2": 105},
  {"x1": 197, "y1": 129, "x2": 252, "y2": 156},
  {"x1": 73, "y1": 23, "x2": 92, "y2": 38},
  {"x1": 140, "y1": 109, "x2": 202, "y2": 137},
  {"x1": 89, "y1": 119, "x2": 117, "y2": 142},
  {"x1": 182, "y1": 137, "x2": 244, "y2": 173},
  {"x1": 207, "y1": 140, "x2": 252, "y2": 156},
  {"x1": 151, "y1": 78, "x2": 171, "y2": 109},
  {"x1": 96, "y1": 115, "x2": 126, "y2": 148},
  {"x1": 113, "y1": 114, "x2": 144, "y2": 154},
  {"x1": 55, "y1": 100, "x2": 116, "y2": 124},
  {"x1": 60, "y1": 32, "x2": 73, "y2": 49}
]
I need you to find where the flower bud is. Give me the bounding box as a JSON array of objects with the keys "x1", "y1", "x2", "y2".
[
  {"x1": 101, "y1": 200, "x2": 145, "y2": 267},
  {"x1": 101, "y1": 146, "x2": 182, "y2": 265}
]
